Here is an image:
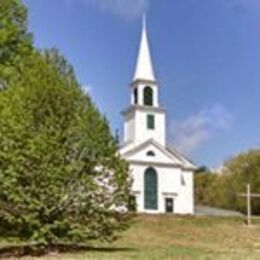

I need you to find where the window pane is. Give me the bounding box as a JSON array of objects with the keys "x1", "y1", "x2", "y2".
[
  {"x1": 134, "y1": 88, "x2": 138, "y2": 104},
  {"x1": 147, "y1": 114, "x2": 155, "y2": 129},
  {"x1": 143, "y1": 86, "x2": 153, "y2": 106},
  {"x1": 144, "y1": 168, "x2": 158, "y2": 210}
]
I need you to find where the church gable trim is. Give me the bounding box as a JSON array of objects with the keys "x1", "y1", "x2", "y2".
[
  {"x1": 130, "y1": 79, "x2": 157, "y2": 87},
  {"x1": 121, "y1": 105, "x2": 166, "y2": 116},
  {"x1": 127, "y1": 159, "x2": 195, "y2": 171},
  {"x1": 166, "y1": 147, "x2": 197, "y2": 170},
  {"x1": 121, "y1": 139, "x2": 192, "y2": 168}
]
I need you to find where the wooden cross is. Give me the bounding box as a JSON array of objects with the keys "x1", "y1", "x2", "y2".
[{"x1": 237, "y1": 184, "x2": 260, "y2": 226}]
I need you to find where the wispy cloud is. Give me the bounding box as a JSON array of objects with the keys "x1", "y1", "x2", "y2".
[
  {"x1": 66, "y1": 0, "x2": 149, "y2": 19},
  {"x1": 169, "y1": 105, "x2": 233, "y2": 155}
]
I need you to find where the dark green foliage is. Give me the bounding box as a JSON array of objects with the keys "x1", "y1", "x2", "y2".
[
  {"x1": 0, "y1": 50, "x2": 132, "y2": 245},
  {"x1": 0, "y1": 0, "x2": 132, "y2": 246}
]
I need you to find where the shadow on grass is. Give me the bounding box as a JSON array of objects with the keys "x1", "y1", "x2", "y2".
[{"x1": 0, "y1": 244, "x2": 136, "y2": 258}]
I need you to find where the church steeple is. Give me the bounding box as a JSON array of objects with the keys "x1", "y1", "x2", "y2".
[
  {"x1": 123, "y1": 15, "x2": 166, "y2": 146},
  {"x1": 133, "y1": 15, "x2": 155, "y2": 82}
]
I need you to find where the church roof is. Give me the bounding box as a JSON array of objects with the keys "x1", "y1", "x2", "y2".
[
  {"x1": 133, "y1": 15, "x2": 156, "y2": 82},
  {"x1": 120, "y1": 139, "x2": 197, "y2": 170}
]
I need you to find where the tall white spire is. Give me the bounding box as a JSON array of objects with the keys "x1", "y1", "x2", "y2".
[{"x1": 133, "y1": 14, "x2": 155, "y2": 82}]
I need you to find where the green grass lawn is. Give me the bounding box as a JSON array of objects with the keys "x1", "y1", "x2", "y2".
[{"x1": 2, "y1": 215, "x2": 260, "y2": 259}]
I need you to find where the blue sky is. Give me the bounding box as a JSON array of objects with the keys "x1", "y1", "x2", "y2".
[{"x1": 22, "y1": 0, "x2": 260, "y2": 168}]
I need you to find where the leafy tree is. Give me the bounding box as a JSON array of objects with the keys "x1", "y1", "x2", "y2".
[
  {"x1": 195, "y1": 150, "x2": 260, "y2": 215},
  {"x1": 0, "y1": 0, "x2": 132, "y2": 246},
  {"x1": 224, "y1": 150, "x2": 260, "y2": 214},
  {"x1": 195, "y1": 168, "x2": 225, "y2": 208},
  {"x1": 0, "y1": 49, "x2": 132, "y2": 245},
  {"x1": 0, "y1": 0, "x2": 32, "y2": 89},
  {"x1": 43, "y1": 48, "x2": 77, "y2": 85},
  {"x1": 194, "y1": 168, "x2": 214, "y2": 205}
]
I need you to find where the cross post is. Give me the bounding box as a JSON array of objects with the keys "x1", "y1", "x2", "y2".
[
  {"x1": 247, "y1": 183, "x2": 251, "y2": 226},
  {"x1": 237, "y1": 183, "x2": 260, "y2": 226}
]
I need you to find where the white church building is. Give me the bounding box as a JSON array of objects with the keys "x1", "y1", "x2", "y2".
[{"x1": 119, "y1": 17, "x2": 196, "y2": 214}]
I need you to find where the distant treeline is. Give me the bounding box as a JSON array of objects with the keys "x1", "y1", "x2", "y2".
[{"x1": 195, "y1": 150, "x2": 260, "y2": 215}]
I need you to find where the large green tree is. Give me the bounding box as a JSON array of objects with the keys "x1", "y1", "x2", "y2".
[
  {"x1": 195, "y1": 150, "x2": 260, "y2": 215},
  {"x1": 223, "y1": 150, "x2": 260, "y2": 215},
  {"x1": 0, "y1": 0, "x2": 132, "y2": 246},
  {"x1": 0, "y1": 0, "x2": 32, "y2": 89}
]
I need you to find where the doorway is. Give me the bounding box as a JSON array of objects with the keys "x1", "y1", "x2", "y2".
[{"x1": 165, "y1": 198, "x2": 174, "y2": 213}]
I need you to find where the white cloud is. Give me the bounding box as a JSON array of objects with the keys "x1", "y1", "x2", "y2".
[
  {"x1": 169, "y1": 105, "x2": 233, "y2": 155},
  {"x1": 66, "y1": 0, "x2": 149, "y2": 19}
]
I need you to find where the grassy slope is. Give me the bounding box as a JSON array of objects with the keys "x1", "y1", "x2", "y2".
[{"x1": 14, "y1": 215, "x2": 260, "y2": 259}]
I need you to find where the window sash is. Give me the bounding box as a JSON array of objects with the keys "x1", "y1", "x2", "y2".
[{"x1": 147, "y1": 114, "x2": 155, "y2": 129}]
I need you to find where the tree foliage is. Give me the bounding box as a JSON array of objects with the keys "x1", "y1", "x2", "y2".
[
  {"x1": 195, "y1": 150, "x2": 260, "y2": 215},
  {"x1": 0, "y1": 0, "x2": 32, "y2": 89},
  {"x1": 0, "y1": 0, "x2": 132, "y2": 246},
  {"x1": 224, "y1": 150, "x2": 260, "y2": 214}
]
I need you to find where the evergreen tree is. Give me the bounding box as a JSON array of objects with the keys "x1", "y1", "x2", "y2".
[{"x1": 0, "y1": 0, "x2": 132, "y2": 246}]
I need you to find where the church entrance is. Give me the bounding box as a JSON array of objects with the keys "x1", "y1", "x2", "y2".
[
  {"x1": 165, "y1": 198, "x2": 174, "y2": 213},
  {"x1": 144, "y1": 167, "x2": 158, "y2": 210}
]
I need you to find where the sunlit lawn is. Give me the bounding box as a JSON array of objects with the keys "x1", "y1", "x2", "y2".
[{"x1": 2, "y1": 215, "x2": 260, "y2": 259}]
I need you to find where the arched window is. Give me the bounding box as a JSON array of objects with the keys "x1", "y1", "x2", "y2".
[
  {"x1": 143, "y1": 86, "x2": 153, "y2": 106},
  {"x1": 147, "y1": 151, "x2": 155, "y2": 156},
  {"x1": 133, "y1": 88, "x2": 138, "y2": 105},
  {"x1": 144, "y1": 168, "x2": 158, "y2": 210}
]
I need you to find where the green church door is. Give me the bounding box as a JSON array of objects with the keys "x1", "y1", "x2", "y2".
[{"x1": 144, "y1": 168, "x2": 158, "y2": 210}]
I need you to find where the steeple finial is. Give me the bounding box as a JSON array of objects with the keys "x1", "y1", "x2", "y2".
[
  {"x1": 133, "y1": 14, "x2": 155, "y2": 82},
  {"x1": 142, "y1": 13, "x2": 146, "y2": 31}
]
